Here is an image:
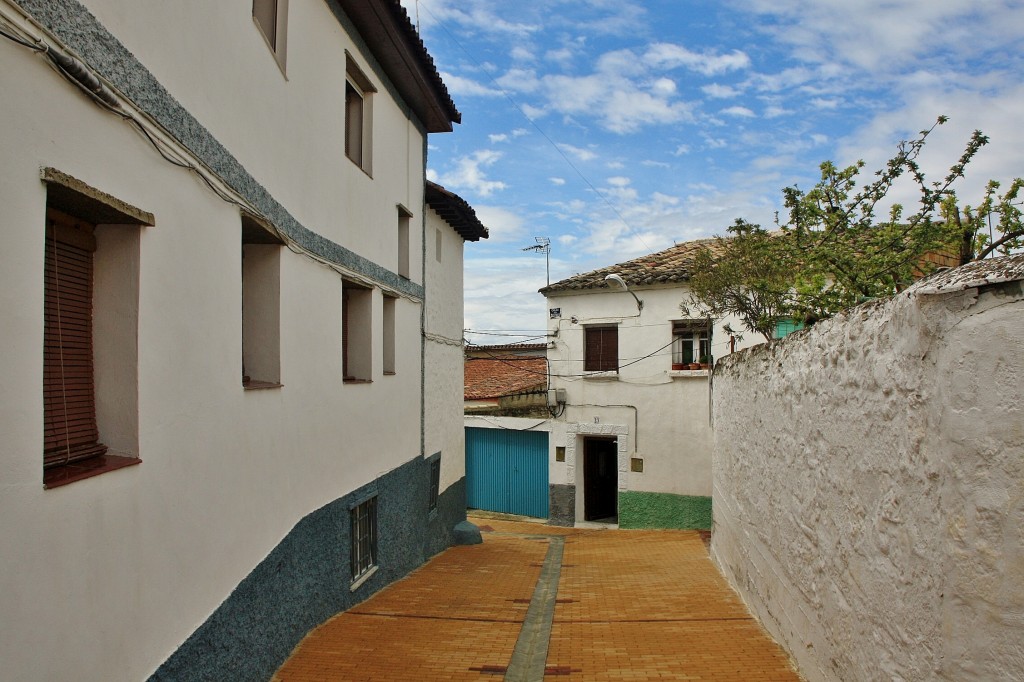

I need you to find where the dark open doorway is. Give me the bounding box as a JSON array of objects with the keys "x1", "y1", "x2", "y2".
[{"x1": 583, "y1": 437, "x2": 618, "y2": 522}]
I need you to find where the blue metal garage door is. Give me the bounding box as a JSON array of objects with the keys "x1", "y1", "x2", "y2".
[{"x1": 465, "y1": 427, "x2": 549, "y2": 518}]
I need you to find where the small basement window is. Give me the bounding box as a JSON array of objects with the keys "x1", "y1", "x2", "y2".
[{"x1": 351, "y1": 496, "x2": 378, "y2": 583}]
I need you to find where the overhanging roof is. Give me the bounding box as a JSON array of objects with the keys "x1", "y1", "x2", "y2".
[
  {"x1": 338, "y1": 0, "x2": 460, "y2": 132},
  {"x1": 426, "y1": 181, "x2": 489, "y2": 242}
]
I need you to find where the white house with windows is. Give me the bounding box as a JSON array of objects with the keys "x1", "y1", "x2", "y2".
[
  {"x1": 0, "y1": 0, "x2": 485, "y2": 679},
  {"x1": 540, "y1": 239, "x2": 759, "y2": 528}
]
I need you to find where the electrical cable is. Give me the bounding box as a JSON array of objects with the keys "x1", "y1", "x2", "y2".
[{"x1": 4, "y1": 12, "x2": 421, "y2": 304}]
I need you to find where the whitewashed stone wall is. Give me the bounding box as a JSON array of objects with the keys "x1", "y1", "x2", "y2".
[{"x1": 711, "y1": 260, "x2": 1024, "y2": 682}]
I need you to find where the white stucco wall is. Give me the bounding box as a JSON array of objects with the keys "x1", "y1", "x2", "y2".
[
  {"x1": 0, "y1": 2, "x2": 444, "y2": 678},
  {"x1": 424, "y1": 207, "x2": 467, "y2": 492},
  {"x1": 79, "y1": 0, "x2": 426, "y2": 273},
  {"x1": 546, "y1": 285, "x2": 755, "y2": 498},
  {"x1": 711, "y1": 272, "x2": 1024, "y2": 681}
]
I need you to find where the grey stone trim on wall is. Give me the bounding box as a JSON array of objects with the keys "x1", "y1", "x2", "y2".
[
  {"x1": 148, "y1": 459, "x2": 467, "y2": 682},
  {"x1": 548, "y1": 484, "x2": 576, "y2": 527},
  {"x1": 18, "y1": 0, "x2": 423, "y2": 300}
]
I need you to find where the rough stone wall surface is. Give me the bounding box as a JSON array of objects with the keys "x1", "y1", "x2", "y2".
[
  {"x1": 548, "y1": 484, "x2": 576, "y2": 526},
  {"x1": 711, "y1": 277, "x2": 1024, "y2": 682}
]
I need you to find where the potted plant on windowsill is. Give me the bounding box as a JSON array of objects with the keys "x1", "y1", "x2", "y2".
[
  {"x1": 671, "y1": 362, "x2": 686, "y2": 371},
  {"x1": 698, "y1": 355, "x2": 710, "y2": 370}
]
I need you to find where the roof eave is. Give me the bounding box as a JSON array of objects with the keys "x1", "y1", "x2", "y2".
[
  {"x1": 426, "y1": 181, "x2": 489, "y2": 241},
  {"x1": 338, "y1": 0, "x2": 460, "y2": 133}
]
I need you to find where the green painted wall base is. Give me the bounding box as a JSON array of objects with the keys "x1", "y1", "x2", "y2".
[{"x1": 617, "y1": 491, "x2": 712, "y2": 530}]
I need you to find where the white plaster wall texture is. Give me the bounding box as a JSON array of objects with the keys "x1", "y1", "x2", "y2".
[
  {"x1": 0, "y1": 10, "x2": 439, "y2": 680},
  {"x1": 425, "y1": 208, "x2": 467, "y2": 491},
  {"x1": 711, "y1": 275, "x2": 1024, "y2": 682},
  {"x1": 546, "y1": 285, "x2": 755, "y2": 497},
  {"x1": 82, "y1": 0, "x2": 426, "y2": 277}
]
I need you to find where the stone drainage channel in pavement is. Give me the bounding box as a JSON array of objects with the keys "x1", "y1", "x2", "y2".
[{"x1": 503, "y1": 534, "x2": 564, "y2": 681}]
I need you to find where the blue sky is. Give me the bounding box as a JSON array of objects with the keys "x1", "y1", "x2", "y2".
[{"x1": 399, "y1": 0, "x2": 1024, "y2": 344}]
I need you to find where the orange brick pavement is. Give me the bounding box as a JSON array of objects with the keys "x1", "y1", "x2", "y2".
[{"x1": 273, "y1": 517, "x2": 801, "y2": 681}]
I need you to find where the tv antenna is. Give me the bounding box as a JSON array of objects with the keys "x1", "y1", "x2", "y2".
[{"x1": 522, "y1": 237, "x2": 551, "y2": 285}]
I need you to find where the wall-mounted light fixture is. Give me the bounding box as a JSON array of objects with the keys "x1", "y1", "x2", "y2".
[{"x1": 604, "y1": 273, "x2": 643, "y2": 312}]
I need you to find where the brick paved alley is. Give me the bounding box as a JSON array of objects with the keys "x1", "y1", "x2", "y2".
[{"x1": 273, "y1": 517, "x2": 800, "y2": 681}]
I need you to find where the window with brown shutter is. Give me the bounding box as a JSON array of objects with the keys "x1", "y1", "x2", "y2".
[
  {"x1": 44, "y1": 210, "x2": 108, "y2": 468},
  {"x1": 584, "y1": 326, "x2": 618, "y2": 372}
]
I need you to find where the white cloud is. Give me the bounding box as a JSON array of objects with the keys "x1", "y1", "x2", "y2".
[
  {"x1": 550, "y1": 177, "x2": 566, "y2": 185},
  {"x1": 702, "y1": 83, "x2": 741, "y2": 99},
  {"x1": 673, "y1": 144, "x2": 690, "y2": 156},
  {"x1": 810, "y1": 97, "x2": 841, "y2": 109},
  {"x1": 521, "y1": 103, "x2": 547, "y2": 120},
  {"x1": 439, "y1": 71, "x2": 501, "y2": 97},
  {"x1": 735, "y1": 0, "x2": 1024, "y2": 73},
  {"x1": 472, "y1": 206, "x2": 527, "y2": 243},
  {"x1": 557, "y1": 143, "x2": 598, "y2": 162},
  {"x1": 643, "y1": 43, "x2": 751, "y2": 76},
  {"x1": 721, "y1": 105, "x2": 756, "y2": 118},
  {"x1": 606, "y1": 161, "x2": 625, "y2": 169},
  {"x1": 434, "y1": 150, "x2": 508, "y2": 197},
  {"x1": 607, "y1": 176, "x2": 632, "y2": 187},
  {"x1": 651, "y1": 78, "x2": 677, "y2": 95},
  {"x1": 642, "y1": 160, "x2": 671, "y2": 168},
  {"x1": 489, "y1": 133, "x2": 509, "y2": 143},
  {"x1": 495, "y1": 68, "x2": 541, "y2": 94}
]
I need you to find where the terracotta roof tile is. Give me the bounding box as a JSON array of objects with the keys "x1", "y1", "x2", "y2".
[
  {"x1": 540, "y1": 237, "x2": 724, "y2": 294},
  {"x1": 464, "y1": 357, "x2": 547, "y2": 400}
]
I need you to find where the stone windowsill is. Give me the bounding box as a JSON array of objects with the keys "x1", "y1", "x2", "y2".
[
  {"x1": 668, "y1": 369, "x2": 709, "y2": 378},
  {"x1": 583, "y1": 372, "x2": 619, "y2": 381}
]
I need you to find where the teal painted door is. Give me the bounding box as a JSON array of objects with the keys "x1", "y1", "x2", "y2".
[{"x1": 465, "y1": 427, "x2": 549, "y2": 518}]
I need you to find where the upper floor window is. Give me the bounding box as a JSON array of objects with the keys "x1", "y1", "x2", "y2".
[
  {"x1": 345, "y1": 55, "x2": 376, "y2": 174},
  {"x1": 242, "y1": 216, "x2": 284, "y2": 389},
  {"x1": 672, "y1": 321, "x2": 710, "y2": 368},
  {"x1": 253, "y1": 0, "x2": 288, "y2": 72},
  {"x1": 343, "y1": 280, "x2": 373, "y2": 382},
  {"x1": 397, "y1": 205, "x2": 411, "y2": 279},
  {"x1": 584, "y1": 326, "x2": 618, "y2": 372}
]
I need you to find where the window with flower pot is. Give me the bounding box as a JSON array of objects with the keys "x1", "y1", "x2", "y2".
[{"x1": 671, "y1": 321, "x2": 710, "y2": 369}]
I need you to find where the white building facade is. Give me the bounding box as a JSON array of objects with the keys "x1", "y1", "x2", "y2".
[
  {"x1": 542, "y1": 241, "x2": 757, "y2": 528},
  {"x1": 0, "y1": 0, "x2": 479, "y2": 679}
]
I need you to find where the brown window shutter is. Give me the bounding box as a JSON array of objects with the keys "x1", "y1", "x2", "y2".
[
  {"x1": 43, "y1": 210, "x2": 107, "y2": 468},
  {"x1": 585, "y1": 327, "x2": 618, "y2": 372}
]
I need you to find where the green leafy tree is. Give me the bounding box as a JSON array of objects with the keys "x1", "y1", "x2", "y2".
[{"x1": 685, "y1": 117, "x2": 1022, "y2": 342}]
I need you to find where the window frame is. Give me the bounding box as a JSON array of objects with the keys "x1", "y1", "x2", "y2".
[
  {"x1": 41, "y1": 170, "x2": 149, "y2": 489},
  {"x1": 345, "y1": 55, "x2": 376, "y2": 175},
  {"x1": 252, "y1": 0, "x2": 289, "y2": 73},
  {"x1": 671, "y1": 320, "x2": 711, "y2": 367},
  {"x1": 350, "y1": 496, "x2": 378, "y2": 584},
  {"x1": 342, "y1": 280, "x2": 373, "y2": 383},
  {"x1": 584, "y1": 325, "x2": 619, "y2": 373},
  {"x1": 427, "y1": 455, "x2": 441, "y2": 512},
  {"x1": 241, "y1": 215, "x2": 284, "y2": 390}
]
